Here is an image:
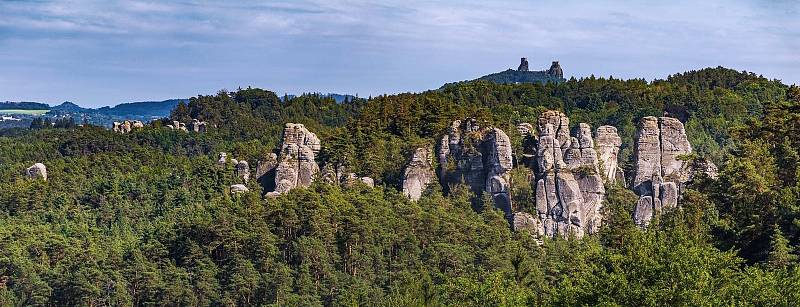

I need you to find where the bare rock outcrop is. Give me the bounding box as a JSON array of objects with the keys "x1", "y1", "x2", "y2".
[
  {"x1": 112, "y1": 120, "x2": 143, "y2": 133},
  {"x1": 189, "y1": 119, "x2": 208, "y2": 132},
  {"x1": 230, "y1": 184, "x2": 249, "y2": 194},
  {"x1": 26, "y1": 163, "x2": 47, "y2": 181},
  {"x1": 273, "y1": 123, "x2": 321, "y2": 194},
  {"x1": 532, "y1": 112, "x2": 605, "y2": 238},
  {"x1": 217, "y1": 152, "x2": 228, "y2": 165},
  {"x1": 236, "y1": 160, "x2": 250, "y2": 183},
  {"x1": 595, "y1": 125, "x2": 623, "y2": 183},
  {"x1": 632, "y1": 116, "x2": 692, "y2": 227},
  {"x1": 403, "y1": 147, "x2": 435, "y2": 201},
  {"x1": 436, "y1": 120, "x2": 514, "y2": 213},
  {"x1": 512, "y1": 212, "x2": 544, "y2": 237}
]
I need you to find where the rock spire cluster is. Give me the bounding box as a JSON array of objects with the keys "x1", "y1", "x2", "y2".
[
  {"x1": 273, "y1": 123, "x2": 322, "y2": 194},
  {"x1": 526, "y1": 111, "x2": 610, "y2": 238},
  {"x1": 112, "y1": 120, "x2": 144, "y2": 133},
  {"x1": 432, "y1": 119, "x2": 514, "y2": 214},
  {"x1": 632, "y1": 117, "x2": 693, "y2": 227}
]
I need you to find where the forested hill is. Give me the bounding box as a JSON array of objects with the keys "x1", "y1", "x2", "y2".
[{"x1": 2, "y1": 67, "x2": 800, "y2": 305}]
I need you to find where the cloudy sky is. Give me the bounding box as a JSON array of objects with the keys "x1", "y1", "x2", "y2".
[{"x1": 1, "y1": 0, "x2": 798, "y2": 107}]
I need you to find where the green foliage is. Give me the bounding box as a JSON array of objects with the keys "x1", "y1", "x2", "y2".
[{"x1": 0, "y1": 68, "x2": 798, "y2": 305}]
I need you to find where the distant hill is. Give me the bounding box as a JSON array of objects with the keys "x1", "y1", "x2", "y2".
[
  {"x1": 441, "y1": 58, "x2": 565, "y2": 89},
  {"x1": 96, "y1": 99, "x2": 185, "y2": 117},
  {"x1": 0, "y1": 101, "x2": 49, "y2": 110},
  {"x1": 475, "y1": 69, "x2": 564, "y2": 84},
  {"x1": 50, "y1": 101, "x2": 88, "y2": 112}
]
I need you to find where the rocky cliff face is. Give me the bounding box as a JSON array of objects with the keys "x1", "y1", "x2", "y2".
[
  {"x1": 273, "y1": 123, "x2": 321, "y2": 194},
  {"x1": 403, "y1": 147, "x2": 435, "y2": 201},
  {"x1": 529, "y1": 111, "x2": 605, "y2": 238},
  {"x1": 632, "y1": 116, "x2": 692, "y2": 227},
  {"x1": 595, "y1": 125, "x2": 623, "y2": 184},
  {"x1": 433, "y1": 120, "x2": 514, "y2": 214}
]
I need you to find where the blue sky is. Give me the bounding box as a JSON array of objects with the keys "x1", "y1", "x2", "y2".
[{"x1": 1, "y1": 0, "x2": 798, "y2": 107}]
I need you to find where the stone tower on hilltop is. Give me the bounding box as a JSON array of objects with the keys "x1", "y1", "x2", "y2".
[
  {"x1": 547, "y1": 61, "x2": 563, "y2": 78},
  {"x1": 518, "y1": 57, "x2": 530, "y2": 71}
]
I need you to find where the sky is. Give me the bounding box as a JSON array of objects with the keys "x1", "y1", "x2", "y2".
[{"x1": 0, "y1": 0, "x2": 798, "y2": 107}]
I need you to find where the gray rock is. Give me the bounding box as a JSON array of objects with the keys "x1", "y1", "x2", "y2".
[
  {"x1": 230, "y1": 184, "x2": 249, "y2": 194},
  {"x1": 273, "y1": 123, "x2": 321, "y2": 194},
  {"x1": 359, "y1": 177, "x2": 375, "y2": 188},
  {"x1": 659, "y1": 117, "x2": 693, "y2": 182},
  {"x1": 632, "y1": 116, "x2": 693, "y2": 227},
  {"x1": 595, "y1": 125, "x2": 622, "y2": 183},
  {"x1": 217, "y1": 152, "x2": 227, "y2": 165},
  {"x1": 485, "y1": 128, "x2": 514, "y2": 214},
  {"x1": 26, "y1": 163, "x2": 47, "y2": 181},
  {"x1": 532, "y1": 111, "x2": 605, "y2": 239},
  {"x1": 255, "y1": 153, "x2": 278, "y2": 179},
  {"x1": 512, "y1": 212, "x2": 544, "y2": 236},
  {"x1": 633, "y1": 116, "x2": 662, "y2": 194},
  {"x1": 516, "y1": 123, "x2": 534, "y2": 136},
  {"x1": 689, "y1": 158, "x2": 719, "y2": 181},
  {"x1": 265, "y1": 191, "x2": 281, "y2": 198},
  {"x1": 403, "y1": 147, "x2": 435, "y2": 201},
  {"x1": 236, "y1": 160, "x2": 250, "y2": 183},
  {"x1": 659, "y1": 182, "x2": 678, "y2": 210},
  {"x1": 633, "y1": 196, "x2": 654, "y2": 227}
]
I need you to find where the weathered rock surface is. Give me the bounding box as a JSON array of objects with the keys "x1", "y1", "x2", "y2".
[
  {"x1": 595, "y1": 125, "x2": 622, "y2": 183},
  {"x1": 217, "y1": 152, "x2": 228, "y2": 165},
  {"x1": 112, "y1": 120, "x2": 143, "y2": 133},
  {"x1": 230, "y1": 184, "x2": 249, "y2": 194},
  {"x1": 531, "y1": 111, "x2": 605, "y2": 238},
  {"x1": 547, "y1": 61, "x2": 563, "y2": 79},
  {"x1": 26, "y1": 163, "x2": 47, "y2": 181},
  {"x1": 436, "y1": 120, "x2": 515, "y2": 213},
  {"x1": 485, "y1": 128, "x2": 514, "y2": 214},
  {"x1": 359, "y1": 177, "x2": 375, "y2": 188},
  {"x1": 403, "y1": 147, "x2": 435, "y2": 201},
  {"x1": 255, "y1": 153, "x2": 279, "y2": 191},
  {"x1": 189, "y1": 119, "x2": 207, "y2": 132},
  {"x1": 236, "y1": 160, "x2": 250, "y2": 183},
  {"x1": 512, "y1": 212, "x2": 544, "y2": 236},
  {"x1": 632, "y1": 116, "x2": 692, "y2": 227},
  {"x1": 274, "y1": 123, "x2": 321, "y2": 194}
]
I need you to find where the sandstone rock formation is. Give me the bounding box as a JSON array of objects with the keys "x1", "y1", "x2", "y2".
[
  {"x1": 230, "y1": 184, "x2": 249, "y2": 194},
  {"x1": 403, "y1": 147, "x2": 435, "y2": 201},
  {"x1": 512, "y1": 212, "x2": 544, "y2": 236},
  {"x1": 112, "y1": 120, "x2": 143, "y2": 133},
  {"x1": 632, "y1": 116, "x2": 692, "y2": 227},
  {"x1": 217, "y1": 152, "x2": 228, "y2": 165},
  {"x1": 26, "y1": 163, "x2": 47, "y2": 181},
  {"x1": 531, "y1": 111, "x2": 605, "y2": 238},
  {"x1": 485, "y1": 128, "x2": 514, "y2": 214},
  {"x1": 189, "y1": 119, "x2": 208, "y2": 132},
  {"x1": 595, "y1": 125, "x2": 623, "y2": 183},
  {"x1": 435, "y1": 120, "x2": 514, "y2": 213},
  {"x1": 255, "y1": 153, "x2": 279, "y2": 191},
  {"x1": 236, "y1": 160, "x2": 250, "y2": 183},
  {"x1": 359, "y1": 177, "x2": 375, "y2": 188},
  {"x1": 273, "y1": 123, "x2": 321, "y2": 194}
]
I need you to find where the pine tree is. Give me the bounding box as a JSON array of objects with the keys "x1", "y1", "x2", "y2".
[{"x1": 767, "y1": 227, "x2": 796, "y2": 269}]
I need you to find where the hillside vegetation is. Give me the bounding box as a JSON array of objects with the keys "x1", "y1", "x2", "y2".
[{"x1": 1, "y1": 67, "x2": 799, "y2": 306}]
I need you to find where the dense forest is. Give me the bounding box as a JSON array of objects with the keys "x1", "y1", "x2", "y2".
[{"x1": 1, "y1": 67, "x2": 799, "y2": 306}]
